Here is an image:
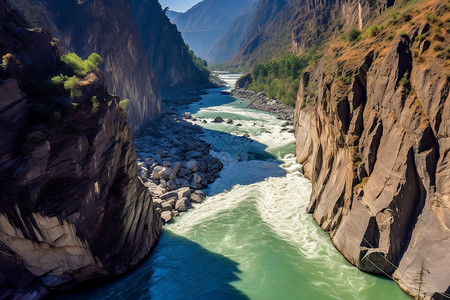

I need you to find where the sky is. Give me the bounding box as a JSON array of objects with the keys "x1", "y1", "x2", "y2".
[{"x1": 159, "y1": 0, "x2": 202, "y2": 12}]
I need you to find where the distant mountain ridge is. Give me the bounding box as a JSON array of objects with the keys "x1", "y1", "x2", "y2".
[{"x1": 170, "y1": 0, "x2": 258, "y2": 63}]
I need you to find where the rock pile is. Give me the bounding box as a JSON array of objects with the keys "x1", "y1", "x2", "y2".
[
  {"x1": 135, "y1": 112, "x2": 223, "y2": 224},
  {"x1": 232, "y1": 88, "x2": 294, "y2": 121}
]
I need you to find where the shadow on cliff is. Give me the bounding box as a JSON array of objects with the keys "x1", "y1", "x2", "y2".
[{"x1": 50, "y1": 230, "x2": 249, "y2": 300}]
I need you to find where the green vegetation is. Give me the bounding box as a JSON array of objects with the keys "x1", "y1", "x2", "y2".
[
  {"x1": 399, "y1": 71, "x2": 410, "y2": 87},
  {"x1": 366, "y1": 25, "x2": 380, "y2": 37},
  {"x1": 91, "y1": 96, "x2": 99, "y2": 114},
  {"x1": 51, "y1": 52, "x2": 103, "y2": 98},
  {"x1": 247, "y1": 53, "x2": 313, "y2": 106},
  {"x1": 186, "y1": 45, "x2": 210, "y2": 81},
  {"x1": 119, "y1": 98, "x2": 130, "y2": 111},
  {"x1": 60, "y1": 52, "x2": 103, "y2": 77},
  {"x1": 63, "y1": 76, "x2": 82, "y2": 98},
  {"x1": 208, "y1": 63, "x2": 251, "y2": 74},
  {"x1": 336, "y1": 76, "x2": 352, "y2": 85},
  {"x1": 415, "y1": 34, "x2": 426, "y2": 42},
  {"x1": 424, "y1": 12, "x2": 438, "y2": 23},
  {"x1": 348, "y1": 28, "x2": 361, "y2": 42}
]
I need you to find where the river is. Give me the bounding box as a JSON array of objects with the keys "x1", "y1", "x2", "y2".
[{"x1": 58, "y1": 74, "x2": 409, "y2": 300}]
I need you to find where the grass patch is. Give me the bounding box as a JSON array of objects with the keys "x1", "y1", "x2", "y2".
[
  {"x1": 336, "y1": 76, "x2": 352, "y2": 85},
  {"x1": 415, "y1": 34, "x2": 426, "y2": 42}
]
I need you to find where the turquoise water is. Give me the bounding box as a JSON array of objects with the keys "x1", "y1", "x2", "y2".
[{"x1": 58, "y1": 74, "x2": 409, "y2": 300}]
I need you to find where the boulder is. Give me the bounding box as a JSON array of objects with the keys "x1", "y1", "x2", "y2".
[
  {"x1": 170, "y1": 162, "x2": 181, "y2": 179},
  {"x1": 175, "y1": 197, "x2": 191, "y2": 212},
  {"x1": 190, "y1": 190, "x2": 206, "y2": 203},
  {"x1": 153, "y1": 199, "x2": 163, "y2": 208},
  {"x1": 193, "y1": 173, "x2": 203, "y2": 184},
  {"x1": 152, "y1": 166, "x2": 166, "y2": 179},
  {"x1": 161, "y1": 202, "x2": 173, "y2": 211},
  {"x1": 184, "y1": 112, "x2": 192, "y2": 119},
  {"x1": 186, "y1": 160, "x2": 198, "y2": 172},
  {"x1": 161, "y1": 211, "x2": 173, "y2": 223},
  {"x1": 186, "y1": 151, "x2": 202, "y2": 159},
  {"x1": 212, "y1": 116, "x2": 224, "y2": 123},
  {"x1": 162, "y1": 161, "x2": 171, "y2": 167},
  {"x1": 226, "y1": 119, "x2": 233, "y2": 124},
  {"x1": 167, "y1": 179, "x2": 178, "y2": 191},
  {"x1": 177, "y1": 187, "x2": 191, "y2": 199}
]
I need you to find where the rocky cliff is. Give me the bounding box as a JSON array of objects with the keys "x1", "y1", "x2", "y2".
[
  {"x1": 230, "y1": 0, "x2": 396, "y2": 65},
  {"x1": 293, "y1": 0, "x2": 449, "y2": 298},
  {"x1": 10, "y1": 0, "x2": 162, "y2": 135},
  {"x1": 0, "y1": 2, "x2": 161, "y2": 298},
  {"x1": 126, "y1": 0, "x2": 211, "y2": 90}
]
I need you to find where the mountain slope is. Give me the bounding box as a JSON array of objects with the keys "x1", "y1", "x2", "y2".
[
  {"x1": 208, "y1": 1, "x2": 258, "y2": 63},
  {"x1": 172, "y1": 0, "x2": 257, "y2": 61},
  {"x1": 127, "y1": 0, "x2": 211, "y2": 89}
]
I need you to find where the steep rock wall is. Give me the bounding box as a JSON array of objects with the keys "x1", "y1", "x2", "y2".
[
  {"x1": 11, "y1": 0, "x2": 162, "y2": 135},
  {"x1": 294, "y1": 1, "x2": 449, "y2": 298},
  {"x1": 0, "y1": 2, "x2": 161, "y2": 298},
  {"x1": 126, "y1": 0, "x2": 210, "y2": 90}
]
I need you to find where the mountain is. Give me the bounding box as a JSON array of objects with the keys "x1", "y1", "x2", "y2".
[
  {"x1": 0, "y1": 1, "x2": 161, "y2": 297},
  {"x1": 207, "y1": 1, "x2": 258, "y2": 63},
  {"x1": 127, "y1": 0, "x2": 211, "y2": 89},
  {"x1": 233, "y1": 0, "x2": 450, "y2": 298},
  {"x1": 172, "y1": 0, "x2": 257, "y2": 61}
]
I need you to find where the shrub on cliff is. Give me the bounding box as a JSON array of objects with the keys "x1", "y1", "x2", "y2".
[
  {"x1": 348, "y1": 28, "x2": 361, "y2": 42},
  {"x1": 60, "y1": 52, "x2": 103, "y2": 77},
  {"x1": 51, "y1": 52, "x2": 103, "y2": 98}
]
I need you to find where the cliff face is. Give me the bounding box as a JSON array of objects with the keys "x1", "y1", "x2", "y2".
[
  {"x1": 294, "y1": 0, "x2": 449, "y2": 298},
  {"x1": 230, "y1": 0, "x2": 394, "y2": 65},
  {"x1": 10, "y1": 0, "x2": 163, "y2": 135},
  {"x1": 127, "y1": 0, "x2": 210, "y2": 90},
  {"x1": 0, "y1": 2, "x2": 161, "y2": 298}
]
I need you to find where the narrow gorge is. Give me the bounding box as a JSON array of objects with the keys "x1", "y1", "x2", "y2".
[{"x1": 0, "y1": 0, "x2": 448, "y2": 299}]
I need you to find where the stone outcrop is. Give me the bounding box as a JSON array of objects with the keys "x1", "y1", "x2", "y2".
[
  {"x1": 232, "y1": 89, "x2": 294, "y2": 121},
  {"x1": 235, "y1": 73, "x2": 253, "y2": 89},
  {"x1": 294, "y1": 1, "x2": 449, "y2": 298},
  {"x1": 0, "y1": 2, "x2": 161, "y2": 298}
]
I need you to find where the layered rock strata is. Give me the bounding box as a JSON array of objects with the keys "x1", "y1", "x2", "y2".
[
  {"x1": 0, "y1": 2, "x2": 161, "y2": 298},
  {"x1": 294, "y1": 1, "x2": 449, "y2": 298}
]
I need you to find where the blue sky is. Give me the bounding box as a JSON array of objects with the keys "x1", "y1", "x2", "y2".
[{"x1": 159, "y1": 0, "x2": 202, "y2": 12}]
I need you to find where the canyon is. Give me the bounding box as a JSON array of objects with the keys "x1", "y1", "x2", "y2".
[{"x1": 0, "y1": 0, "x2": 448, "y2": 299}]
